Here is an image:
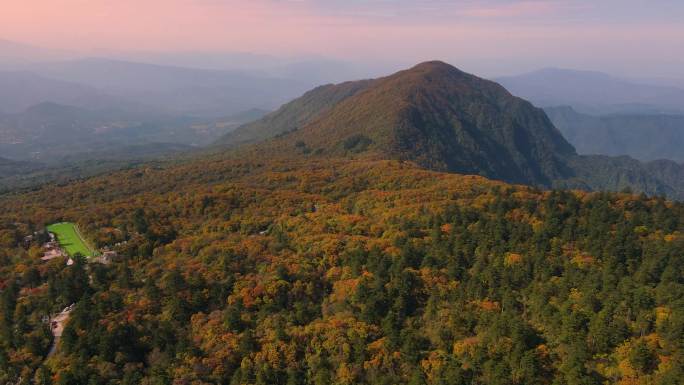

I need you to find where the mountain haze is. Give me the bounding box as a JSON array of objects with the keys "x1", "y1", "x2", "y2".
[
  {"x1": 545, "y1": 106, "x2": 684, "y2": 162},
  {"x1": 0, "y1": 102, "x2": 223, "y2": 162},
  {"x1": 26, "y1": 58, "x2": 312, "y2": 117},
  {"x1": 0, "y1": 71, "x2": 138, "y2": 114},
  {"x1": 0, "y1": 39, "x2": 74, "y2": 69},
  {"x1": 0, "y1": 155, "x2": 41, "y2": 179},
  {"x1": 497, "y1": 68, "x2": 684, "y2": 115}
]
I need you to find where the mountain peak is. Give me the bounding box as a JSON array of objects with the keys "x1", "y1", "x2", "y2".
[
  {"x1": 221, "y1": 61, "x2": 576, "y2": 186},
  {"x1": 407, "y1": 60, "x2": 460, "y2": 73},
  {"x1": 385, "y1": 60, "x2": 475, "y2": 86}
]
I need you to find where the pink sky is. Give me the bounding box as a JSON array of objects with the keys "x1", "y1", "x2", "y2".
[{"x1": 2, "y1": 0, "x2": 683, "y2": 76}]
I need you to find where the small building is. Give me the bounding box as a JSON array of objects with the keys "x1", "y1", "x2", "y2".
[
  {"x1": 23, "y1": 235, "x2": 34, "y2": 247},
  {"x1": 41, "y1": 248, "x2": 65, "y2": 261},
  {"x1": 41, "y1": 237, "x2": 66, "y2": 262},
  {"x1": 93, "y1": 250, "x2": 118, "y2": 265},
  {"x1": 103, "y1": 250, "x2": 118, "y2": 259}
]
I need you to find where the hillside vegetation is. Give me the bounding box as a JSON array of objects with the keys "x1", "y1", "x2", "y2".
[
  {"x1": 1, "y1": 154, "x2": 683, "y2": 384},
  {"x1": 218, "y1": 79, "x2": 374, "y2": 147},
  {"x1": 221, "y1": 62, "x2": 575, "y2": 186},
  {"x1": 218, "y1": 62, "x2": 684, "y2": 200},
  {"x1": 1, "y1": 61, "x2": 684, "y2": 385}
]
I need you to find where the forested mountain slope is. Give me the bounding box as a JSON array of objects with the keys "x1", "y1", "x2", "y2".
[
  {"x1": 0, "y1": 157, "x2": 41, "y2": 178},
  {"x1": 220, "y1": 61, "x2": 684, "y2": 199},
  {"x1": 1, "y1": 154, "x2": 683, "y2": 384},
  {"x1": 222, "y1": 61, "x2": 576, "y2": 186},
  {"x1": 545, "y1": 106, "x2": 684, "y2": 162},
  {"x1": 218, "y1": 79, "x2": 374, "y2": 147},
  {"x1": 1, "y1": 61, "x2": 684, "y2": 384}
]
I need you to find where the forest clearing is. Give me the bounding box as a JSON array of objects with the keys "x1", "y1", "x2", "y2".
[{"x1": 46, "y1": 222, "x2": 96, "y2": 257}]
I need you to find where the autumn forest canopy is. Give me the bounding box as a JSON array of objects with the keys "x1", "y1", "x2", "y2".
[{"x1": 0, "y1": 61, "x2": 684, "y2": 385}]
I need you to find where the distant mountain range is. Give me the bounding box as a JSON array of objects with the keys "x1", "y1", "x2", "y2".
[
  {"x1": 0, "y1": 143, "x2": 193, "y2": 194},
  {"x1": 21, "y1": 58, "x2": 310, "y2": 117},
  {"x1": 0, "y1": 70, "x2": 143, "y2": 114},
  {"x1": 0, "y1": 45, "x2": 290, "y2": 189},
  {"x1": 497, "y1": 68, "x2": 684, "y2": 115},
  {"x1": 545, "y1": 106, "x2": 684, "y2": 162},
  {"x1": 0, "y1": 39, "x2": 321, "y2": 118},
  {"x1": 4, "y1": 38, "x2": 684, "y2": 117},
  {"x1": 220, "y1": 61, "x2": 684, "y2": 199},
  {"x1": 0, "y1": 101, "x2": 263, "y2": 162},
  {"x1": 0, "y1": 155, "x2": 41, "y2": 179},
  {"x1": 0, "y1": 61, "x2": 293, "y2": 118}
]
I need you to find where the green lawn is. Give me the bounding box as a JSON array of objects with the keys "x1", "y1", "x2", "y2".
[{"x1": 46, "y1": 222, "x2": 96, "y2": 257}]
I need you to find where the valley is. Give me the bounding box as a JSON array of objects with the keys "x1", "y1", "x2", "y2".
[
  {"x1": 0, "y1": 104, "x2": 269, "y2": 192},
  {"x1": 545, "y1": 106, "x2": 684, "y2": 162}
]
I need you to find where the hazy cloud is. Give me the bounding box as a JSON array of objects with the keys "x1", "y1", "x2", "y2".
[{"x1": 0, "y1": 0, "x2": 682, "y2": 77}]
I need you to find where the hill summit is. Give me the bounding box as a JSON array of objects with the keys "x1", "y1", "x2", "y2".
[
  {"x1": 220, "y1": 61, "x2": 684, "y2": 198},
  {"x1": 222, "y1": 61, "x2": 575, "y2": 186}
]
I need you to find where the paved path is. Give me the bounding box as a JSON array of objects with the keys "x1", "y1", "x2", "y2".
[{"x1": 47, "y1": 304, "x2": 73, "y2": 357}]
